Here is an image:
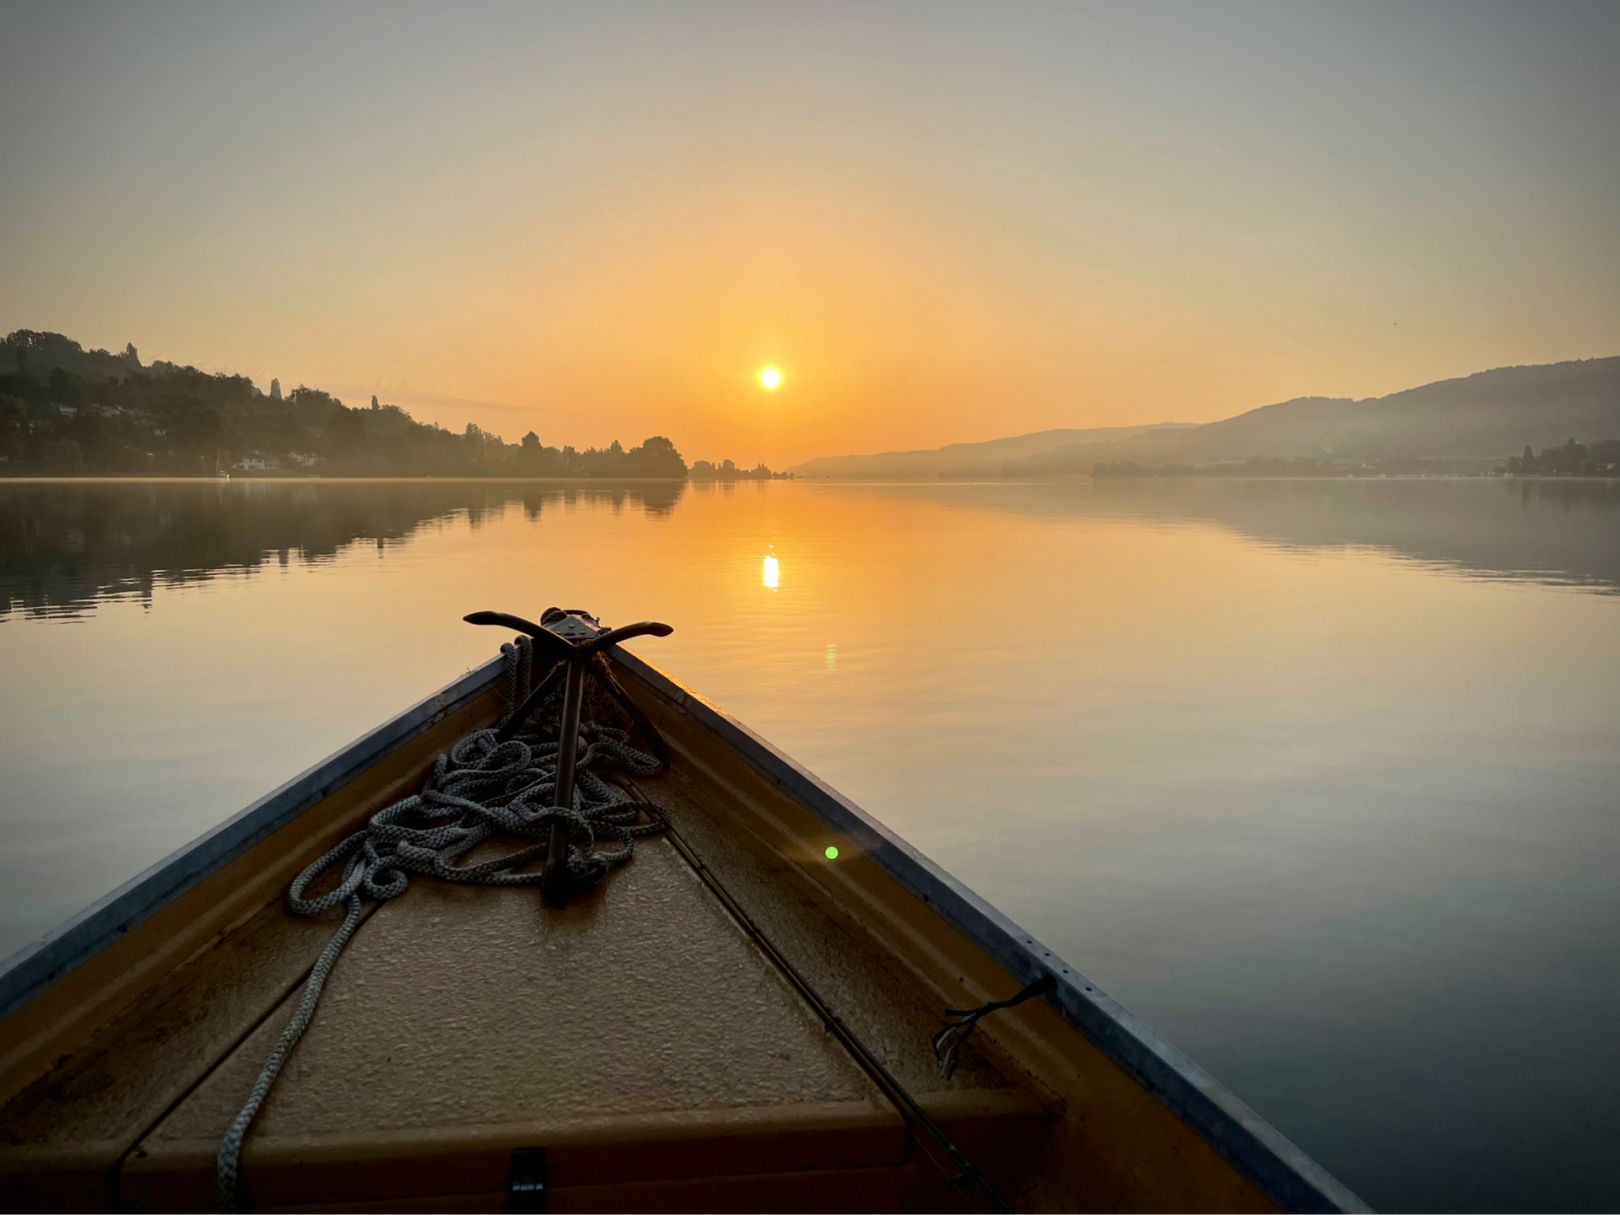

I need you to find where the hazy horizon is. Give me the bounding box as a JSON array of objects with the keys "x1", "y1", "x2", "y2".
[{"x1": 3, "y1": 1, "x2": 1618, "y2": 466}]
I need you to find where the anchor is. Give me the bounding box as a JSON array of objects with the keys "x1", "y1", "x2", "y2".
[{"x1": 464, "y1": 607, "x2": 673, "y2": 907}]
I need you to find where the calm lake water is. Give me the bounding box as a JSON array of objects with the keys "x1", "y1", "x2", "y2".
[{"x1": 2, "y1": 477, "x2": 1618, "y2": 1211}]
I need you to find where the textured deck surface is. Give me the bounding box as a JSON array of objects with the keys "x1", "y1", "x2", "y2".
[
  {"x1": 151, "y1": 841, "x2": 882, "y2": 1132},
  {"x1": 123, "y1": 838, "x2": 924, "y2": 1207}
]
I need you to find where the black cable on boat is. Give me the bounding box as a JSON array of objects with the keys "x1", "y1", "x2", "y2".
[
  {"x1": 636, "y1": 791, "x2": 1015, "y2": 1214},
  {"x1": 933, "y1": 975, "x2": 1057, "y2": 1081}
]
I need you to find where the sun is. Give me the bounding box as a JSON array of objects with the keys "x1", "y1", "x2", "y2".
[{"x1": 757, "y1": 365, "x2": 783, "y2": 391}]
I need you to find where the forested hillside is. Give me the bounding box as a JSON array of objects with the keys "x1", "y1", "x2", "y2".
[{"x1": 0, "y1": 330, "x2": 687, "y2": 478}]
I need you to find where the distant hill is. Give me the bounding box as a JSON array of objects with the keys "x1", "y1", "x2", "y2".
[
  {"x1": 791, "y1": 358, "x2": 1620, "y2": 479},
  {"x1": 791, "y1": 423, "x2": 1193, "y2": 479},
  {"x1": 995, "y1": 357, "x2": 1620, "y2": 476}
]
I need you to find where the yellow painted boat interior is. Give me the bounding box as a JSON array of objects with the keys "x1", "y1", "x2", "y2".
[{"x1": 0, "y1": 670, "x2": 1281, "y2": 1212}]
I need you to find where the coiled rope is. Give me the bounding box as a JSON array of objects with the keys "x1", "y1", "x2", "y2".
[{"x1": 216, "y1": 637, "x2": 667, "y2": 1211}]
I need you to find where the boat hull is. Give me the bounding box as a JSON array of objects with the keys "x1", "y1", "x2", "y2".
[{"x1": 0, "y1": 649, "x2": 1364, "y2": 1212}]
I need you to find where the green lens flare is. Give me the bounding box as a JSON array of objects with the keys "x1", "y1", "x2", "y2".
[{"x1": 824, "y1": 845, "x2": 840, "y2": 860}]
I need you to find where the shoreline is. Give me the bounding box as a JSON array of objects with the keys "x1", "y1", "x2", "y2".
[
  {"x1": 2, "y1": 473, "x2": 1616, "y2": 486},
  {"x1": 0, "y1": 475, "x2": 718, "y2": 485}
]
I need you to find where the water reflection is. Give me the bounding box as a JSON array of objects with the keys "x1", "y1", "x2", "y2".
[
  {"x1": 0, "y1": 480, "x2": 685, "y2": 620},
  {"x1": 3, "y1": 478, "x2": 1615, "y2": 622},
  {"x1": 846, "y1": 478, "x2": 1620, "y2": 595},
  {"x1": 3, "y1": 478, "x2": 1614, "y2": 624}
]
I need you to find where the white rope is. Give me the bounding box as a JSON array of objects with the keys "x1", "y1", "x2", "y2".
[{"x1": 216, "y1": 638, "x2": 665, "y2": 1210}]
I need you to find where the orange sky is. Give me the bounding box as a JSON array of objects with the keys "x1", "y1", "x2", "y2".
[{"x1": 3, "y1": 3, "x2": 1617, "y2": 466}]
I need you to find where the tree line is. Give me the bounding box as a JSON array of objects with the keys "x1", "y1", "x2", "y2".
[
  {"x1": 1091, "y1": 442, "x2": 1620, "y2": 479},
  {"x1": 689, "y1": 459, "x2": 791, "y2": 481},
  {"x1": 1504, "y1": 439, "x2": 1620, "y2": 478},
  {"x1": 0, "y1": 330, "x2": 782, "y2": 480}
]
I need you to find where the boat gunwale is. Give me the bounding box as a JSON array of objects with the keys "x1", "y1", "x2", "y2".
[
  {"x1": 608, "y1": 647, "x2": 1368, "y2": 1215},
  {"x1": 0, "y1": 656, "x2": 507, "y2": 1025},
  {"x1": 0, "y1": 645, "x2": 1367, "y2": 1214}
]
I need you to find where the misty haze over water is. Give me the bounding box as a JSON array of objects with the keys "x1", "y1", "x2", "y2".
[{"x1": 1, "y1": 476, "x2": 1617, "y2": 1212}]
